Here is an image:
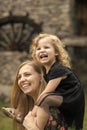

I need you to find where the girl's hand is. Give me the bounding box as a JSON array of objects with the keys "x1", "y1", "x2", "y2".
[
  {"x1": 31, "y1": 105, "x2": 38, "y2": 117},
  {"x1": 23, "y1": 112, "x2": 40, "y2": 130}
]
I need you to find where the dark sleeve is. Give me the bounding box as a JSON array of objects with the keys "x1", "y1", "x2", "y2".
[{"x1": 48, "y1": 63, "x2": 71, "y2": 80}]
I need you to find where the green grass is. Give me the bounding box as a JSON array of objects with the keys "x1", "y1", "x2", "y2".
[
  {"x1": 0, "y1": 88, "x2": 87, "y2": 130},
  {"x1": 0, "y1": 102, "x2": 13, "y2": 130}
]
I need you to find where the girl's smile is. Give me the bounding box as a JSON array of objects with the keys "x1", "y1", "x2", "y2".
[{"x1": 35, "y1": 37, "x2": 57, "y2": 69}]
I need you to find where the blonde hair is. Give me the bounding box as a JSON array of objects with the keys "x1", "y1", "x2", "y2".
[
  {"x1": 11, "y1": 60, "x2": 46, "y2": 130},
  {"x1": 31, "y1": 33, "x2": 71, "y2": 68}
]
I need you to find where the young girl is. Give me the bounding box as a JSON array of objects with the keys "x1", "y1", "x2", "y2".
[{"x1": 28, "y1": 33, "x2": 85, "y2": 130}]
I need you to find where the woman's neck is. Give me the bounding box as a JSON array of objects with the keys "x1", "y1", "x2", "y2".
[{"x1": 29, "y1": 92, "x2": 38, "y2": 102}]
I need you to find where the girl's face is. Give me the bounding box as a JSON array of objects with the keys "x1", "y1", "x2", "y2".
[
  {"x1": 17, "y1": 64, "x2": 41, "y2": 96},
  {"x1": 35, "y1": 37, "x2": 57, "y2": 67}
]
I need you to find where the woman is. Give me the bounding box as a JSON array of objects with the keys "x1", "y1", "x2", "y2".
[
  {"x1": 2, "y1": 60, "x2": 50, "y2": 130},
  {"x1": 2, "y1": 60, "x2": 67, "y2": 130}
]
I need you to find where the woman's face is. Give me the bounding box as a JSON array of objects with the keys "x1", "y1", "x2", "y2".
[{"x1": 17, "y1": 64, "x2": 41, "y2": 96}]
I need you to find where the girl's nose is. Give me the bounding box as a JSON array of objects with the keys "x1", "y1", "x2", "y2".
[{"x1": 40, "y1": 47, "x2": 45, "y2": 52}]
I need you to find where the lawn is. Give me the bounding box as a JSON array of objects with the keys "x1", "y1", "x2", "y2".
[
  {"x1": 0, "y1": 102, "x2": 13, "y2": 130},
  {"x1": 0, "y1": 87, "x2": 87, "y2": 130}
]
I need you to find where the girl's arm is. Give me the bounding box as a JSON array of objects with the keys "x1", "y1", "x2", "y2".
[
  {"x1": 36, "y1": 77, "x2": 63, "y2": 103},
  {"x1": 31, "y1": 77, "x2": 63, "y2": 116},
  {"x1": 31, "y1": 76, "x2": 66, "y2": 120}
]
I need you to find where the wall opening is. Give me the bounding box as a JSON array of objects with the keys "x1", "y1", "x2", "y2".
[{"x1": 74, "y1": 0, "x2": 87, "y2": 36}]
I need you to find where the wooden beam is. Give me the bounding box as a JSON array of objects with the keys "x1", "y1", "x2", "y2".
[{"x1": 62, "y1": 37, "x2": 87, "y2": 47}]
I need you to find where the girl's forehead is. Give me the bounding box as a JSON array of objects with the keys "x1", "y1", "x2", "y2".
[{"x1": 38, "y1": 37, "x2": 52, "y2": 45}]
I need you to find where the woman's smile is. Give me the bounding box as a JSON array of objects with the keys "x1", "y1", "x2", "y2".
[
  {"x1": 18, "y1": 64, "x2": 41, "y2": 95},
  {"x1": 21, "y1": 82, "x2": 31, "y2": 88}
]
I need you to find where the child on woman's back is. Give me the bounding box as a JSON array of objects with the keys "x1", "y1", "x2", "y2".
[
  {"x1": 2, "y1": 33, "x2": 85, "y2": 130},
  {"x1": 28, "y1": 33, "x2": 85, "y2": 130}
]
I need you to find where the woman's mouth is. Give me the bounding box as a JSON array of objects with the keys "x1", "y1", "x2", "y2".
[{"x1": 22, "y1": 83, "x2": 31, "y2": 88}]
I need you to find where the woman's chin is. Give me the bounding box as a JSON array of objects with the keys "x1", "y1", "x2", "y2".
[{"x1": 23, "y1": 90, "x2": 31, "y2": 95}]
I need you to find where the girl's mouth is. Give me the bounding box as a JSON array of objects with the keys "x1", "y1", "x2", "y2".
[{"x1": 40, "y1": 54, "x2": 48, "y2": 59}]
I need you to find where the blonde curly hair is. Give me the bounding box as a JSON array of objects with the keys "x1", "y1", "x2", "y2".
[{"x1": 31, "y1": 33, "x2": 71, "y2": 68}]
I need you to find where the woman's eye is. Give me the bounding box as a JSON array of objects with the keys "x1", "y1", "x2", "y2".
[{"x1": 25, "y1": 73, "x2": 31, "y2": 76}]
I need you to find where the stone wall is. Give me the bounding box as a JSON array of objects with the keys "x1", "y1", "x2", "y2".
[
  {"x1": 0, "y1": 51, "x2": 29, "y2": 102},
  {"x1": 0, "y1": 0, "x2": 72, "y2": 38},
  {"x1": 0, "y1": 0, "x2": 87, "y2": 102}
]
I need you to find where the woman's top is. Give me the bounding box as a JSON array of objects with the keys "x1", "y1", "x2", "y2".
[{"x1": 44, "y1": 61, "x2": 85, "y2": 130}]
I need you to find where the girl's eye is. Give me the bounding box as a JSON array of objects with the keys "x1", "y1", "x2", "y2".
[
  {"x1": 36, "y1": 47, "x2": 41, "y2": 50},
  {"x1": 45, "y1": 46, "x2": 49, "y2": 49}
]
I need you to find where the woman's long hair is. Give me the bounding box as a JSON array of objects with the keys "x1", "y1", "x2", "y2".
[
  {"x1": 31, "y1": 33, "x2": 71, "y2": 68},
  {"x1": 11, "y1": 60, "x2": 46, "y2": 130}
]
